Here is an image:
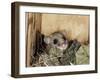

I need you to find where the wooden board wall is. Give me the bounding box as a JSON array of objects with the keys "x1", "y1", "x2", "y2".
[
  {"x1": 41, "y1": 14, "x2": 89, "y2": 43},
  {"x1": 26, "y1": 13, "x2": 41, "y2": 67}
]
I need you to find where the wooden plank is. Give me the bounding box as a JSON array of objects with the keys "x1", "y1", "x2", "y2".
[
  {"x1": 34, "y1": 13, "x2": 42, "y2": 55},
  {"x1": 26, "y1": 13, "x2": 42, "y2": 67}
]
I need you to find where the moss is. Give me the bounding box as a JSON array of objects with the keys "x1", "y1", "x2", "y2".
[{"x1": 76, "y1": 45, "x2": 89, "y2": 64}]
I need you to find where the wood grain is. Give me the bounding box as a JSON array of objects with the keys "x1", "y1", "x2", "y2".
[{"x1": 26, "y1": 13, "x2": 41, "y2": 67}]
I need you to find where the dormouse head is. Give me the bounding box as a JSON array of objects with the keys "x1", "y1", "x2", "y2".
[{"x1": 44, "y1": 31, "x2": 68, "y2": 51}]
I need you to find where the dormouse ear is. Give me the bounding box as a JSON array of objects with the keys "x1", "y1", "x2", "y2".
[
  {"x1": 44, "y1": 36, "x2": 51, "y2": 44},
  {"x1": 61, "y1": 30, "x2": 69, "y2": 40},
  {"x1": 61, "y1": 30, "x2": 67, "y2": 36}
]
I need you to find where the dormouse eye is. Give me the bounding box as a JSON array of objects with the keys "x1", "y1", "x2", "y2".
[{"x1": 53, "y1": 39, "x2": 58, "y2": 44}]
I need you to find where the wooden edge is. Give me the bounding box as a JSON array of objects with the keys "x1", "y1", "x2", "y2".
[
  {"x1": 11, "y1": 2, "x2": 15, "y2": 77},
  {"x1": 95, "y1": 7, "x2": 98, "y2": 73},
  {"x1": 12, "y1": 70, "x2": 97, "y2": 78},
  {"x1": 12, "y1": 1, "x2": 97, "y2": 10},
  {"x1": 11, "y1": 2, "x2": 20, "y2": 77}
]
